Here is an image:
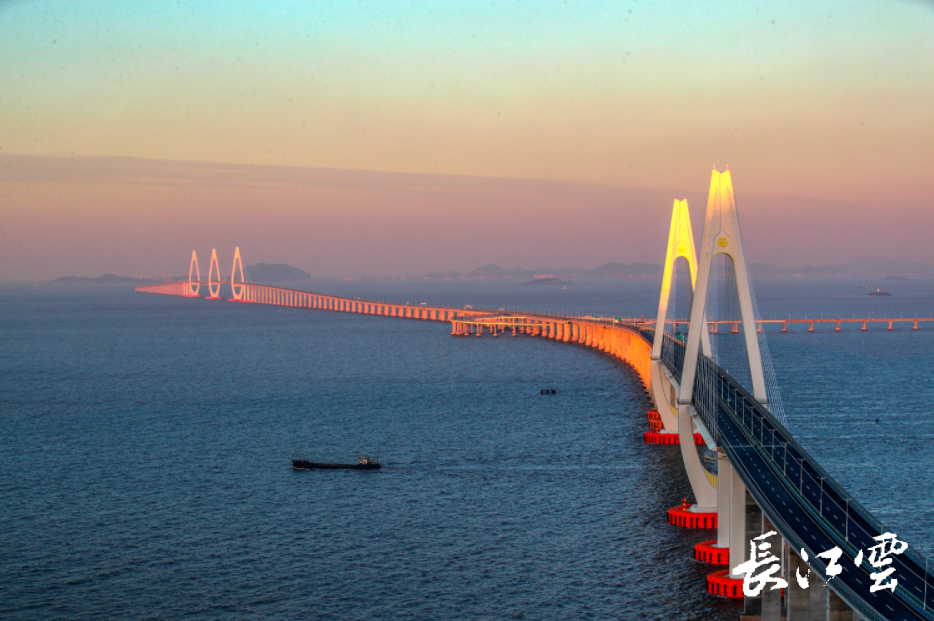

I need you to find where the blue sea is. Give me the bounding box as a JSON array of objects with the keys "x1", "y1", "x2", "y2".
[{"x1": 2, "y1": 277, "x2": 933, "y2": 620}]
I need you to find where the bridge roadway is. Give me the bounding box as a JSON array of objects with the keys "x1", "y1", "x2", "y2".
[
  {"x1": 138, "y1": 279, "x2": 934, "y2": 620},
  {"x1": 658, "y1": 333, "x2": 934, "y2": 621}
]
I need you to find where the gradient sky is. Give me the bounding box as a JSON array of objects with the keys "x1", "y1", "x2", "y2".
[{"x1": 1, "y1": 0, "x2": 932, "y2": 280}]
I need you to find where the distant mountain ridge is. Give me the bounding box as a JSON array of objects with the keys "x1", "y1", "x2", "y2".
[{"x1": 246, "y1": 263, "x2": 312, "y2": 283}]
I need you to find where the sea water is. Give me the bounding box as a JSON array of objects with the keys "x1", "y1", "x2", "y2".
[{"x1": 1, "y1": 277, "x2": 932, "y2": 620}]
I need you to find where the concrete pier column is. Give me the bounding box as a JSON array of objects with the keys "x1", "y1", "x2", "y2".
[
  {"x1": 808, "y1": 320, "x2": 814, "y2": 332},
  {"x1": 835, "y1": 320, "x2": 841, "y2": 332},
  {"x1": 742, "y1": 492, "x2": 764, "y2": 619},
  {"x1": 787, "y1": 550, "x2": 808, "y2": 621},
  {"x1": 760, "y1": 515, "x2": 782, "y2": 621},
  {"x1": 888, "y1": 320, "x2": 893, "y2": 331},
  {"x1": 717, "y1": 452, "x2": 731, "y2": 548},
  {"x1": 728, "y1": 471, "x2": 748, "y2": 574},
  {"x1": 782, "y1": 320, "x2": 787, "y2": 332},
  {"x1": 563, "y1": 323, "x2": 571, "y2": 342},
  {"x1": 861, "y1": 320, "x2": 867, "y2": 331}
]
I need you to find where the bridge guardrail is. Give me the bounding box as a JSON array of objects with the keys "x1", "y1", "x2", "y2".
[{"x1": 675, "y1": 354, "x2": 934, "y2": 620}]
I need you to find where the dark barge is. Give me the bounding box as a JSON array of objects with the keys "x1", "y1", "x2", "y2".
[{"x1": 291, "y1": 456, "x2": 381, "y2": 470}]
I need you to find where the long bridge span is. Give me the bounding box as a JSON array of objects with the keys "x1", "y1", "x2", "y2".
[{"x1": 138, "y1": 170, "x2": 932, "y2": 621}]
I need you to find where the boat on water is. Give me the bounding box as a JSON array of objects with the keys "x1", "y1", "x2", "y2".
[
  {"x1": 291, "y1": 456, "x2": 381, "y2": 470},
  {"x1": 869, "y1": 288, "x2": 892, "y2": 296}
]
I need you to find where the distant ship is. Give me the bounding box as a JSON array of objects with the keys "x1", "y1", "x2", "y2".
[
  {"x1": 292, "y1": 456, "x2": 381, "y2": 470},
  {"x1": 868, "y1": 289, "x2": 892, "y2": 296}
]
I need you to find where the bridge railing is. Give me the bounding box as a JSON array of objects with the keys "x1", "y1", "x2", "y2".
[{"x1": 685, "y1": 355, "x2": 934, "y2": 619}]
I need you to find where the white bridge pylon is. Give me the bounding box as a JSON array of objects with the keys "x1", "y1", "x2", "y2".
[
  {"x1": 207, "y1": 249, "x2": 222, "y2": 299},
  {"x1": 649, "y1": 198, "x2": 716, "y2": 514},
  {"x1": 650, "y1": 199, "x2": 710, "y2": 432},
  {"x1": 188, "y1": 250, "x2": 201, "y2": 297},
  {"x1": 230, "y1": 247, "x2": 245, "y2": 300},
  {"x1": 676, "y1": 169, "x2": 767, "y2": 565}
]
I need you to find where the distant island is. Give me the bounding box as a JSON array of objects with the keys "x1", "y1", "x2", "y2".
[
  {"x1": 245, "y1": 263, "x2": 311, "y2": 282},
  {"x1": 523, "y1": 277, "x2": 564, "y2": 285}
]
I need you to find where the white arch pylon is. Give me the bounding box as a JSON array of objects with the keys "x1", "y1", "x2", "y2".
[
  {"x1": 650, "y1": 199, "x2": 711, "y2": 432},
  {"x1": 188, "y1": 250, "x2": 201, "y2": 297},
  {"x1": 230, "y1": 247, "x2": 245, "y2": 300},
  {"x1": 207, "y1": 249, "x2": 222, "y2": 299},
  {"x1": 648, "y1": 198, "x2": 716, "y2": 519},
  {"x1": 678, "y1": 168, "x2": 766, "y2": 564}
]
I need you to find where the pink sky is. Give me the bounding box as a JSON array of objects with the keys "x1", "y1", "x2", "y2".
[
  {"x1": 1, "y1": 154, "x2": 930, "y2": 281},
  {"x1": 1, "y1": 1, "x2": 932, "y2": 280}
]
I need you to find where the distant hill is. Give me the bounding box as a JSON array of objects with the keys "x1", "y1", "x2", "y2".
[
  {"x1": 246, "y1": 263, "x2": 312, "y2": 282},
  {"x1": 49, "y1": 273, "x2": 154, "y2": 286},
  {"x1": 467, "y1": 264, "x2": 509, "y2": 278}
]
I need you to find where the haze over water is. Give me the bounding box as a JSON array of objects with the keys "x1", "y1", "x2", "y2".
[{"x1": 2, "y1": 276, "x2": 932, "y2": 620}]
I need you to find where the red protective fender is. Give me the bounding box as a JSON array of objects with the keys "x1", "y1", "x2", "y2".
[
  {"x1": 694, "y1": 540, "x2": 729, "y2": 564},
  {"x1": 643, "y1": 431, "x2": 706, "y2": 445},
  {"x1": 707, "y1": 569, "x2": 744, "y2": 598},
  {"x1": 667, "y1": 502, "x2": 717, "y2": 529}
]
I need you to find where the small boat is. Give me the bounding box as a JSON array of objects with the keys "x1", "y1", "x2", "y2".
[
  {"x1": 291, "y1": 456, "x2": 381, "y2": 470},
  {"x1": 869, "y1": 288, "x2": 892, "y2": 296}
]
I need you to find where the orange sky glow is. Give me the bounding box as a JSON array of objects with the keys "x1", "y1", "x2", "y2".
[{"x1": 1, "y1": 1, "x2": 932, "y2": 280}]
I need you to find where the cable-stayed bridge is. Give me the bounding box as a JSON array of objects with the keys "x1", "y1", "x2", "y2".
[{"x1": 138, "y1": 170, "x2": 932, "y2": 621}]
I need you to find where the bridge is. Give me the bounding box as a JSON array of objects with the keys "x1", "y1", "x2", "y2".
[{"x1": 137, "y1": 170, "x2": 932, "y2": 621}]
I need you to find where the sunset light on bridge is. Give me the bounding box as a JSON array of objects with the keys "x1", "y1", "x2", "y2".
[{"x1": 2, "y1": 2, "x2": 933, "y2": 620}]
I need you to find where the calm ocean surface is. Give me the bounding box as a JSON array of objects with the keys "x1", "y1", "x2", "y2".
[{"x1": 2, "y1": 277, "x2": 933, "y2": 620}]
